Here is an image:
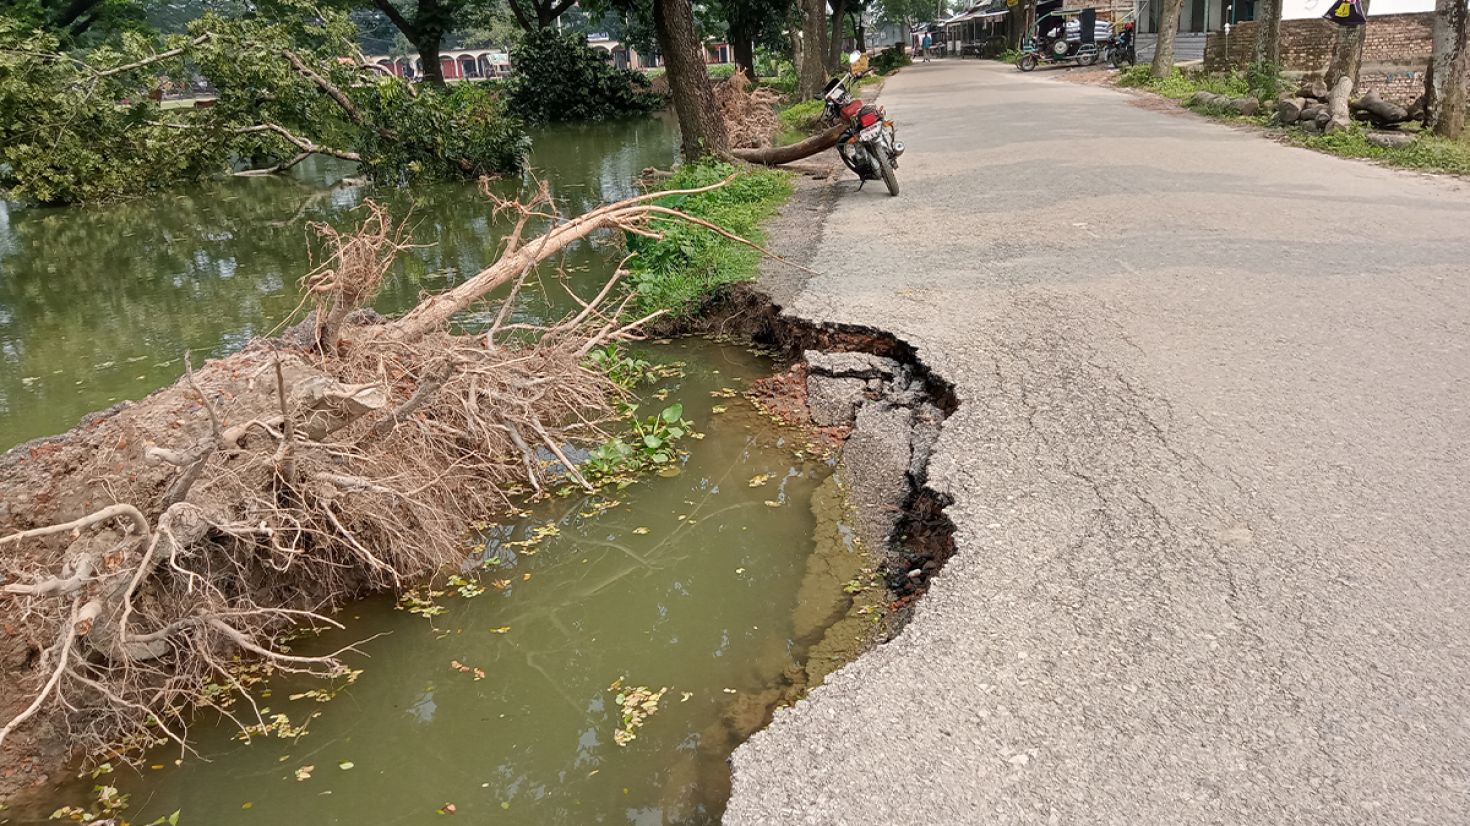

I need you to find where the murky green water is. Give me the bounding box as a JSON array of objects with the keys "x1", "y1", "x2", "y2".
[
  {"x1": 1, "y1": 116, "x2": 872, "y2": 823},
  {"x1": 0, "y1": 114, "x2": 680, "y2": 451},
  {"x1": 16, "y1": 339, "x2": 850, "y2": 825}
]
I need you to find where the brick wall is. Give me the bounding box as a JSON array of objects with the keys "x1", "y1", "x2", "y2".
[{"x1": 1204, "y1": 13, "x2": 1435, "y2": 103}]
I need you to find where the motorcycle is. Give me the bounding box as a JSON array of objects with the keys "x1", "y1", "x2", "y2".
[
  {"x1": 821, "y1": 51, "x2": 903, "y2": 197},
  {"x1": 1103, "y1": 21, "x2": 1136, "y2": 68}
]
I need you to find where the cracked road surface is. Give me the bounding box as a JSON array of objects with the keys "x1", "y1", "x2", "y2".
[{"x1": 726, "y1": 61, "x2": 1470, "y2": 824}]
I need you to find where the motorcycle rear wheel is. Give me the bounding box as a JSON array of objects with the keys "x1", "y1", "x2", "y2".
[
  {"x1": 871, "y1": 145, "x2": 899, "y2": 197},
  {"x1": 1018, "y1": 54, "x2": 1038, "y2": 72}
]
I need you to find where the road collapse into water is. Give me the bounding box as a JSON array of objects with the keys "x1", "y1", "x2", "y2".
[{"x1": 11, "y1": 337, "x2": 893, "y2": 825}]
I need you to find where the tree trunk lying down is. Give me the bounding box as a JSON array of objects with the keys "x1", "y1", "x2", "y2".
[
  {"x1": 732, "y1": 124, "x2": 846, "y2": 166},
  {"x1": 1350, "y1": 90, "x2": 1426, "y2": 127}
]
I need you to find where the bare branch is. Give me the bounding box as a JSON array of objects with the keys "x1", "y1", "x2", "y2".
[{"x1": 93, "y1": 34, "x2": 209, "y2": 79}]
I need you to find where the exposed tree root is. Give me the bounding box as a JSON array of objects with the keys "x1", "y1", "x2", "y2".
[
  {"x1": 0, "y1": 176, "x2": 765, "y2": 782},
  {"x1": 715, "y1": 68, "x2": 783, "y2": 150}
]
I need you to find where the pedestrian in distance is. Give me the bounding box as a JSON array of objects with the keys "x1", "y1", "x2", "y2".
[{"x1": 921, "y1": 32, "x2": 933, "y2": 62}]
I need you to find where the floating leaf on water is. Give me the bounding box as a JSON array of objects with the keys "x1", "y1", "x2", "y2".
[
  {"x1": 680, "y1": 692, "x2": 693, "y2": 702},
  {"x1": 632, "y1": 527, "x2": 650, "y2": 535},
  {"x1": 711, "y1": 404, "x2": 727, "y2": 414},
  {"x1": 764, "y1": 500, "x2": 782, "y2": 508},
  {"x1": 242, "y1": 801, "x2": 254, "y2": 809},
  {"x1": 735, "y1": 568, "x2": 746, "y2": 574},
  {"x1": 522, "y1": 572, "x2": 532, "y2": 581},
  {"x1": 491, "y1": 579, "x2": 511, "y2": 590},
  {"x1": 723, "y1": 688, "x2": 738, "y2": 694},
  {"x1": 489, "y1": 626, "x2": 512, "y2": 634},
  {"x1": 747, "y1": 474, "x2": 769, "y2": 487},
  {"x1": 338, "y1": 761, "x2": 354, "y2": 770},
  {"x1": 295, "y1": 765, "x2": 314, "y2": 781},
  {"x1": 501, "y1": 802, "x2": 511, "y2": 810},
  {"x1": 437, "y1": 802, "x2": 457, "y2": 815},
  {"x1": 473, "y1": 668, "x2": 485, "y2": 681}
]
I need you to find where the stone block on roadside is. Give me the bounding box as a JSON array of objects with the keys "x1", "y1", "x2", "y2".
[
  {"x1": 1366, "y1": 131, "x2": 1414, "y2": 149},
  {"x1": 1230, "y1": 97, "x2": 1259, "y2": 116}
]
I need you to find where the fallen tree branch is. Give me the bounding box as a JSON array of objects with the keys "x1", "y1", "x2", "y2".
[
  {"x1": 93, "y1": 34, "x2": 210, "y2": 79},
  {"x1": 281, "y1": 49, "x2": 380, "y2": 135},
  {"x1": 235, "y1": 123, "x2": 363, "y2": 163},
  {"x1": 732, "y1": 123, "x2": 846, "y2": 166}
]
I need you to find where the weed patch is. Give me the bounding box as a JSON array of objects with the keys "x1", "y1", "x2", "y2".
[
  {"x1": 626, "y1": 161, "x2": 793, "y2": 318},
  {"x1": 1281, "y1": 125, "x2": 1470, "y2": 176}
]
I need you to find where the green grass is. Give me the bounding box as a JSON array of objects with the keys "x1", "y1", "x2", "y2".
[
  {"x1": 777, "y1": 99, "x2": 825, "y2": 133},
  {"x1": 1117, "y1": 65, "x2": 1470, "y2": 177},
  {"x1": 626, "y1": 160, "x2": 794, "y2": 318},
  {"x1": 1282, "y1": 125, "x2": 1470, "y2": 176},
  {"x1": 1118, "y1": 65, "x2": 1249, "y2": 101}
]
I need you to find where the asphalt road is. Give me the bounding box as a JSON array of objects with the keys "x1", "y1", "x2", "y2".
[{"x1": 726, "y1": 60, "x2": 1470, "y2": 824}]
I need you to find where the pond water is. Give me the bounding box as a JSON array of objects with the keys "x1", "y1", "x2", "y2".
[
  {"x1": 17, "y1": 338, "x2": 863, "y2": 825},
  {"x1": 1, "y1": 116, "x2": 873, "y2": 823},
  {"x1": 0, "y1": 113, "x2": 681, "y2": 451}
]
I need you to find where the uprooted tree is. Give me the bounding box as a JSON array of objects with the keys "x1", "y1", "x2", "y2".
[
  {"x1": 0, "y1": 175, "x2": 766, "y2": 774},
  {"x1": 0, "y1": 4, "x2": 529, "y2": 205}
]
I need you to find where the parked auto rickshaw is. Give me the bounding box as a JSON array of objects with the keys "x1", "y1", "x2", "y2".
[{"x1": 1017, "y1": 7, "x2": 1109, "y2": 71}]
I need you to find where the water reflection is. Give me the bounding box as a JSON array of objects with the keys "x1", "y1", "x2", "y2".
[{"x1": 0, "y1": 113, "x2": 680, "y2": 449}]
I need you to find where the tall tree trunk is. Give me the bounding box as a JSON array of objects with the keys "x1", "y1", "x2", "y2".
[
  {"x1": 730, "y1": 21, "x2": 757, "y2": 78},
  {"x1": 1325, "y1": 0, "x2": 1369, "y2": 92},
  {"x1": 851, "y1": 12, "x2": 867, "y2": 51},
  {"x1": 1007, "y1": 2, "x2": 1024, "y2": 50},
  {"x1": 654, "y1": 0, "x2": 730, "y2": 159},
  {"x1": 1151, "y1": 0, "x2": 1185, "y2": 77},
  {"x1": 418, "y1": 36, "x2": 447, "y2": 86},
  {"x1": 1253, "y1": 0, "x2": 1282, "y2": 65},
  {"x1": 1426, "y1": 0, "x2": 1470, "y2": 137},
  {"x1": 798, "y1": 0, "x2": 829, "y2": 98},
  {"x1": 373, "y1": 0, "x2": 447, "y2": 87},
  {"x1": 827, "y1": 0, "x2": 850, "y2": 71}
]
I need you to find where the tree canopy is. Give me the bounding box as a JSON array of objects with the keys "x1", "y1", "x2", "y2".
[{"x1": 0, "y1": 4, "x2": 529, "y2": 205}]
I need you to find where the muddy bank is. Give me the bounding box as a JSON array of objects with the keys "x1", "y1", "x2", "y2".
[{"x1": 690, "y1": 286, "x2": 960, "y2": 618}]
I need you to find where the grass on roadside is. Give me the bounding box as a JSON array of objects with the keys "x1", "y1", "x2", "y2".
[
  {"x1": 1282, "y1": 126, "x2": 1470, "y2": 176},
  {"x1": 1117, "y1": 64, "x2": 1249, "y2": 101},
  {"x1": 1116, "y1": 64, "x2": 1470, "y2": 177},
  {"x1": 777, "y1": 99, "x2": 825, "y2": 133},
  {"x1": 626, "y1": 160, "x2": 794, "y2": 318}
]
